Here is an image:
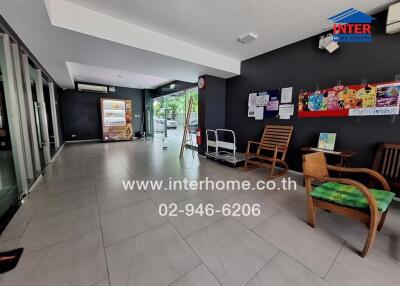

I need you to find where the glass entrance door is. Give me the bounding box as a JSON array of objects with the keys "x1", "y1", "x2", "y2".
[
  {"x1": 0, "y1": 69, "x2": 18, "y2": 220},
  {"x1": 0, "y1": 34, "x2": 23, "y2": 223},
  {"x1": 42, "y1": 76, "x2": 56, "y2": 156},
  {"x1": 27, "y1": 64, "x2": 49, "y2": 172}
]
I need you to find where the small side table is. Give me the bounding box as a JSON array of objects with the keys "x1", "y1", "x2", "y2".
[{"x1": 300, "y1": 147, "x2": 357, "y2": 167}]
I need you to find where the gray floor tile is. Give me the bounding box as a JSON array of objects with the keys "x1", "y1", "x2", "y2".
[
  {"x1": 106, "y1": 223, "x2": 201, "y2": 286},
  {"x1": 219, "y1": 192, "x2": 280, "y2": 229},
  {"x1": 92, "y1": 278, "x2": 110, "y2": 286},
  {"x1": 325, "y1": 243, "x2": 400, "y2": 286},
  {"x1": 187, "y1": 218, "x2": 278, "y2": 286},
  {"x1": 247, "y1": 252, "x2": 329, "y2": 286},
  {"x1": 170, "y1": 264, "x2": 220, "y2": 286},
  {"x1": 167, "y1": 196, "x2": 224, "y2": 237},
  {"x1": 254, "y1": 211, "x2": 344, "y2": 277},
  {"x1": 0, "y1": 230, "x2": 107, "y2": 286},
  {"x1": 34, "y1": 187, "x2": 97, "y2": 217},
  {"x1": 146, "y1": 189, "x2": 198, "y2": 206},
  {"x1": 97, "y1": 188, "x2": 149, "y2": 213},
  {"x1": 18, "y1": 204, "x2": 100, "y2": 252},
  {"x1": 0, "y1": 238, "x2": 19, "y2": 252},
  {"x1": 100, "y1": 199, "x2": 166, "y2": 246},
  {"x1": 0, "y1": 203, "x2": 36, "y2": 242},
  {"x1": 3, "y1": 142, "x2": 398, "y2": 286}
]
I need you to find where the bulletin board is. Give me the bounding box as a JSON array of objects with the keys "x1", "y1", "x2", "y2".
[
  {"x1": 248, "y1": 89, "x2": 293, "y2": 120},
  {"x1": 298, "y1": 81, "x2": 400, "y2": 118}
]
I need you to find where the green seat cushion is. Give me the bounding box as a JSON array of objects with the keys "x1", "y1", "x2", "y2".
[{"x1": 311, "y1": 182, "x2": 395, "y2": 212}]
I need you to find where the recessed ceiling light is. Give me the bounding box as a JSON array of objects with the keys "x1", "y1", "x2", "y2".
[{"x1": 238, "y1": 32, "x2": 258, "y2": 44}]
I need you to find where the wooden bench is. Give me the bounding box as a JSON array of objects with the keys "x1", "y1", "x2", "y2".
[{"x1": 244, "y1": 125, "x2": 293, "y2": 178}]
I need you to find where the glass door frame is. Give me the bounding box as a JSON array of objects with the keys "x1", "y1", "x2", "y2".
[
  {"x1": 34, "y1": 69, "x2": 51, "y2": 164},
  {"x1": 0, "y1": 33, "x2": 28, "y2": 194},
  {"x1": 49, "y1": 81, "x2": 60, "y2": 151},
  {"x1": 21, "y1": 53, "x2": 42, "y2": 176},
  {"x1": 11, "y1": 42, "x2": 35, "y2": 182}
]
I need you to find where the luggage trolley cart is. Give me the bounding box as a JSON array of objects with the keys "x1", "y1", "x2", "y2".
[{"x1": 205, "y1": 129, "x2": 247, "y2": 166}]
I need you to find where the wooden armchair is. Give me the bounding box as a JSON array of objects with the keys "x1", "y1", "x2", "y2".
[
  {"x1": 372, "y1": 143, "x2": 400, "y2": 198},
  {"x1": 303, "y1": 152, "x2": 395, "y2": 257},
  {"x1": 245, "y1": 125, "x2": 293, "y2": 178}
]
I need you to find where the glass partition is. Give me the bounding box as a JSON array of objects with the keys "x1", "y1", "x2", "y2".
[
  {"x1": 151, "y1": 87, "x2": 198, "y2": 148},
  {"x1": 42, "y1": 75, "x2": 56, "y2": 156},
  {"x1": 0, "y1": 34, "x2": 22, "y2": 221}
]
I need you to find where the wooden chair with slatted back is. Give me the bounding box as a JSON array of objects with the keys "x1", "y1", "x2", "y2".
[
  {"x1": 244, "y1": 125, "x2": 293, "y2": 178},
  {"x1": 372, "y1": 143, "x2": 400, "y2": 198},
  {"x1": 303, "y1": 152, "x2": 395, "y2": 257}
]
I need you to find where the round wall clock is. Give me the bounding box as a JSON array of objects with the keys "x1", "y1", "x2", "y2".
[{"x1": 198, "y1": 77, "x2": 206, "y2": 89}]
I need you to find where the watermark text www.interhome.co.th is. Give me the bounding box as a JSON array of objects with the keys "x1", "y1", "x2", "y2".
[{"x1": 121, "y1": 177, "x2": 297, "y2": 192}]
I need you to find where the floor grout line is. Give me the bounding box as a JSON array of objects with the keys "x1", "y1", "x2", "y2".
[
  {"x1": 323, "y1": 240, "x2": 345, "y2": 280},
  {"x1": 166, "y1": 262, "x2": 204, "y2": 286},
  {"x1": 103, "y1": 221, "x2": 169, "y2": 250},
  {"x1": 146, "y1": 190, "x2": 224, "y2": 286},
  {"x1": 93, "y1": 180, "x2": 111, "y2": 285},
  {"x1": 244, "y1": 250, "x2": 281, "y2": 286},
  {"x1": 229, "y1": 210, "x2": 333, "y2": 280}
]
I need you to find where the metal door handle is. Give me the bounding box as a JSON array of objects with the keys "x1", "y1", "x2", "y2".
[{"x1": 34, "y1": 102, "x2": 43, "y2": 148}]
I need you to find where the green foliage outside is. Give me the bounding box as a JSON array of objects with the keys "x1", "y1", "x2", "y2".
[{"x1": 153, "y1": 88, "x2": 198, "y2": 119}]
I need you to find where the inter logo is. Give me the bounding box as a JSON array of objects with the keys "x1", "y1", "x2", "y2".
[{"x1": 328, "y1": 8, "x2": 375, "y2": 43}]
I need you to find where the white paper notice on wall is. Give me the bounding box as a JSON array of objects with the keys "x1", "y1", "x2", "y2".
[
  {"x1": 279, "y1": 104, "x2": 294, "y2": 119},
  {"x1": 256, "y1": 92, "x2": 269, "y2": 106},
  {"x1": 281, "y1": 87, "x2": 293, "y2": 103},
  {"x1": 248, "y1": 105, "x2": 256, "y2": 117},
  {"x1": 248, "y1": 93, "x2": 257, "y2": 106},
  {"x1": 255, "y1": 106, "x2": 264, "y2": 120}
]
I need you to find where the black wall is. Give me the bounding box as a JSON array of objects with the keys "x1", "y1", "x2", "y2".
[
  {"x1": 198, "y1": 75, "x2": 226, "y2": 154},
  {"x1": 226, "y1": 11, "x2": 400, "y2": 171},
  {"x1": 60, "y1": 86, "x2": 144, "y2": 141}
]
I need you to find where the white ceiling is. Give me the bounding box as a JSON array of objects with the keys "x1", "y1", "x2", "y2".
[
  {"x1": 65, "y1": 0, "x2": 394, "y2": 59},
  {"x1": 0, "y1": 0, "x2": 395, "y2": 89},
  {"x1": 66, "y1": 62, "x2": 172, "y2": 89}
]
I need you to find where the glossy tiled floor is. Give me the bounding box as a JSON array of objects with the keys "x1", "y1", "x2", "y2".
[{"x1": 0, "y1": 140, "x2": 399, "y2": 286}]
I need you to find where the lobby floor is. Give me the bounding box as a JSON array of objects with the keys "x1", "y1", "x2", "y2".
[{"x1": 0, "y1": 141, "x2": 399, "y2": 286}]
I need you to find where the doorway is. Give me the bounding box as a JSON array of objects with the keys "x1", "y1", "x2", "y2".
[{"x1": 152, "y1": 87, "x2": 198, "y2": 149}]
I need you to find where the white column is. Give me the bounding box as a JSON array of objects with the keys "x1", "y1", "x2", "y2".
[
  {"x1": 49, "y1": 82, "x2": 60, "y2": 149},
  {"x1": 11, "y1": 43, "x2": 34, "y2": 180},
  {"x1": 21, "y1": 53, "x2": 41, "y2": 175},
  {"x1": 0, "y1": 34, "x2": 28, "y2": 193},
  {"x1": 35, "y1": 69, "x2": 51, "y2": 164}
]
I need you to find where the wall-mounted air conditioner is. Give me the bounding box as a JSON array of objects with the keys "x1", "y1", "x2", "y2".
[
  {"x1": 77, "y1": 83, "x2": 108, "y2": 93},
  {"x1": 386, "y1": 2, "x2": 400, "y2": 34}
]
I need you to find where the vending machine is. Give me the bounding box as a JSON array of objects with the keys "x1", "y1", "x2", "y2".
[{"x1": 100, "y1": 98, "x2": 133, "y2": 142}]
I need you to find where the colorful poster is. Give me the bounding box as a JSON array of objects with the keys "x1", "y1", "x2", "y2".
[
  {"x1": 101, "y1": 98, "x2": 133, "y2": 142},
  {"x1": 298, "y1": 81, "x2": 400, "y2": 118},
  {"x1": 318, "y1": 133, "x2": 336, "y2": 151}
]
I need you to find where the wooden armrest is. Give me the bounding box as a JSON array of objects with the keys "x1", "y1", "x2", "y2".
[
  {"x1": 246, "y1": 141, "x2": 260, "y2": 155},
  {"x1": 327, "y1": 165, "x2": 391, "y2": 192},
  {"x1": 304, "y1": 173, "x2": 378, "y2": 215},
  {"x1": 248, "y1": 140, "x2": 261, "y2": 145}
]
